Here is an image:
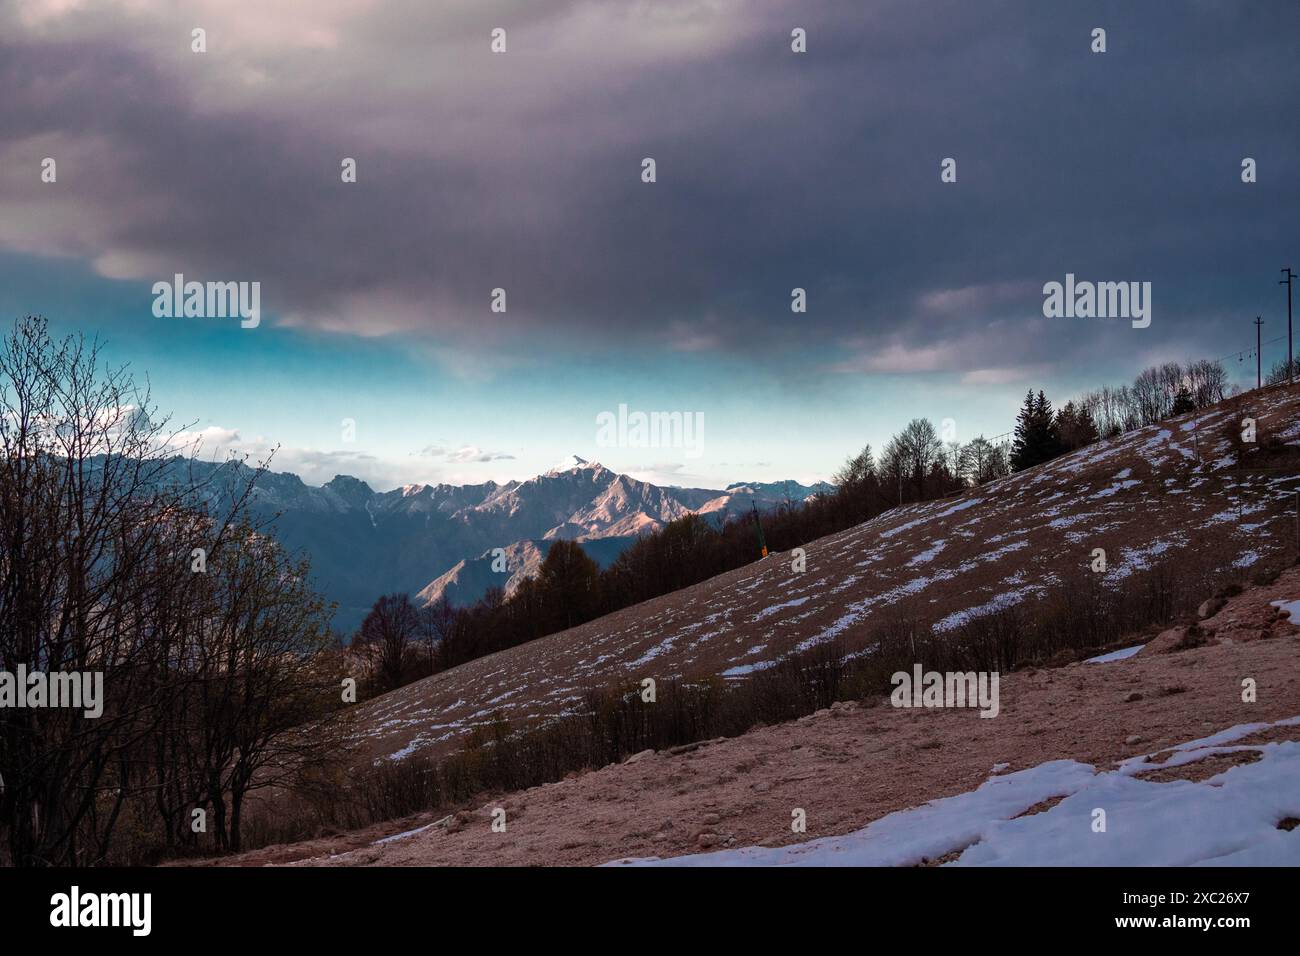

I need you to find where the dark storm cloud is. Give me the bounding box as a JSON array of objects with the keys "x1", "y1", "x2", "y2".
[{"x1": 1, "y1": 0, "x2": 1297, "y2": 375}]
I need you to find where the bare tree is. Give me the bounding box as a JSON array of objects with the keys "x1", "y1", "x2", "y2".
[
  {"x1": 1131, "y1": 367, "x2": 1167, "y2": 425},
  {"x1": 896, "y1": 419, "x2": 942, "y2": 499},
  {"x1": 185, "y1": 531, "x2": 339, "y2": 852},
  {"x1": 357, "y1": 593, "x2": 420, "y2": 692},
  {"x1": 0, "y1": 316, "x2": 340, "y2": 864},
  {"x1": 1185, "y1": 359, "x2": 1227, "y2": 407},
  {"x1": 961, "y1": 435, "x2": 1009, "y2": 485},
  {"x1": 419, "y1": 597, "x2": 456, "y2": 672}
]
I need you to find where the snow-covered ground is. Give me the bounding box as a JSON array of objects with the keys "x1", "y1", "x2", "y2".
[
  {"x1": 1271, "y1": 599, "x2": 1300, "y2": 621},
  {"x1": 371, "y1": 821, "x2": 438, "y2": 845},
  {"x1": 608, "y1": 717, "x2": 1300, "y2": 867},
  {"x1": 1084, "y1": 644, "x2": 1145, "y2": 663}
]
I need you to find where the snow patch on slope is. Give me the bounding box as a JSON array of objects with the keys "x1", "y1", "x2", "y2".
[{"x1": 608, "y1": 717, "x2": 1300, "y2": 867}]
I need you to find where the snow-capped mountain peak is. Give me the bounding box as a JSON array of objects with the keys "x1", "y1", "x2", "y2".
[{"x1": 548, "y1": 454, "x2": 602, "y2": 474}]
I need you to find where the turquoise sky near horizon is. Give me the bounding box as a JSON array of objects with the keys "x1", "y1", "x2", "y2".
[{"x1": 2, "y1": 250, "x2": 1269, "y2": 492}]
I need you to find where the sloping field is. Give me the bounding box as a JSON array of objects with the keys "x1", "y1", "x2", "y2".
[
  {"x1": 220, "y1": 566, "x2": 1300, "y2": 867},
  {"x1": 350, "y1": 384, "x2": 1300, "y2": 765}
]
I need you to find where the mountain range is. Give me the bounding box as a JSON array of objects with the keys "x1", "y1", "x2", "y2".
[{"x1": 170, "y1": 454, "x2": 833, "y2": 634}]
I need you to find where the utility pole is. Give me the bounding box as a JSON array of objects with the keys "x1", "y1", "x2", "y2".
[
  {"x1": 1282, "y1": 268, "x2": 1296, "y2": 383},
  {"x1": 1254, "y1": 316, "x2": 1264, "y2": 389}
]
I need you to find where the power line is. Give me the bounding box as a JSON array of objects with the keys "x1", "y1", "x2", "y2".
[{"x1": 1212, "y1": 332, "x2": 1286, "y2": 369}]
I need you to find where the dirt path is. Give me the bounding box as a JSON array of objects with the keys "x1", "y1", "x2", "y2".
[{"x1": 212, "y1": 570, "x2": 1300, "y2": 867}]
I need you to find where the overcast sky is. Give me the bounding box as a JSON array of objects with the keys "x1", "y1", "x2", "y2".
[{"x1": 2, "y1": 0, "x2": 1297, "y2": 490}]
